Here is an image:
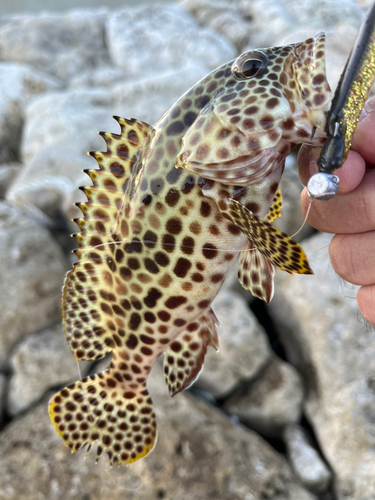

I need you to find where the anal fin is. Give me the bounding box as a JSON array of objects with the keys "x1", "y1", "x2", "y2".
[
  {"x1": 163, "y1": 309, "x2": 219, "y2": 396},
  {"x1": 239, "y1": 241, "x2": 275, "y2": 303},
  {"x1": 228, "y1": 199, "x2": 313, "y2": 275}
]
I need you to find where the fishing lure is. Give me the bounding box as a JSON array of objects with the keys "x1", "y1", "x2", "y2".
[
  {"x1": 49, "y1": 34, "x2": 333, "y2": 466},
  {"x1": 308, "y1": 1, "x2": 375, "y2": 200}
]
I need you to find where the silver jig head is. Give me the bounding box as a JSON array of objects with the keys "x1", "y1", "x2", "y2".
[{"x1": 307, "y1": 172, "x2": 339, "y2": 200}]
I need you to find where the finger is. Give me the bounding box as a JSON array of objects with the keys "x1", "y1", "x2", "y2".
[
  {"x1": 357, "y1": 284, "x2": 375, "y2": 325},
  {"x1": 329, "y1": 232, "x2": 375, "y2": 286},
  {"x1": 297, "y1": 147, "x2": 366, "y2": 193},
  {"x1": 300, "y1": 168, "x2": 375, "y2": 234},
  {"x1": 351, "y1": 96, "x2": 375, "y2": 164}
]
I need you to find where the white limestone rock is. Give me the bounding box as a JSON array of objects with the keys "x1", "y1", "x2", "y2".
[
  {"x1": 0, "y1": 62, "x2": 59, "y2": 163},
  {"x1": 225, "y1": 356, "x2": 304, "y2": 437},
  {"x1": 0, "y1": 363, "x2": 317, "y2": 500},
  {"x1": 0, "y1": 162, "x2": 20, "y2": 199},
  {"x1": 180, "y1": 0, "x2": 253, "y2": 51},
  {"x1": 284, "y1": 424, "x2": 332, "y2": 493},
  {"x1": 6, "y1": 146, "x2": 90, "y2": 220},
  {"x1": 194, "y1": 290, "x2": 271, "y2": 398},
  {"x1": 7, "y1": 324, "x2": 79, "y2": 416},
  {"x1": 268, "y1": 231, "x2": 375, "y2": 500},
  {"x1": 0, "y1": 374, "x2": 6, "y2": 424},
  {"x1": 106, "y1": 5, "x2": 236, "y2": 78},
  {"x1": 20, "y1": 89, "x2": 113, "y2": 164},
  {"x1": 0, "y1": 201, "x2": 67, "y2": 367},
  {"x1": 0, "y1": 9, "x2": 109, "y2": 82}
]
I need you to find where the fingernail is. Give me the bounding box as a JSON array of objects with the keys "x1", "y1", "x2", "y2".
[
  {"x1": 359, "y1": 97, "x2": 375, "y2": 121},
  {"x1": 359, "y1": 107, "x2": 368, "y2": 122}
]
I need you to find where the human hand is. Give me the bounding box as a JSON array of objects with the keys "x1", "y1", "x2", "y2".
[{"x1": 298, "y1": 96, "x2": 375, "y2": 325}]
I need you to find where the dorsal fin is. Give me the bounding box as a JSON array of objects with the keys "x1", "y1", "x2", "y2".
[
  {"x1": 62, "y1": 117, "x2": 153, "y2": 361},
  {"x1": 74, "y1": 116, "x2": 153, "y2": 260}
]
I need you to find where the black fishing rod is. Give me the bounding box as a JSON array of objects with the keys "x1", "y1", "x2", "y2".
[{"x1": 308, "y1": 1, "x2": 375, "y2": 200}]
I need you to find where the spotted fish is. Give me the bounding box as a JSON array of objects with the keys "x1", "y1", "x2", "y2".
[{"x1": 49, "y1": 33, "x2": 332, "y2": 466}]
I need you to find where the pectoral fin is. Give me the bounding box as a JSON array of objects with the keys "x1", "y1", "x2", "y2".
[
  {"x1": 228, "y1": 199, "x2": 313, "y2": 275},
  {"x1": 266, "y1": 188, "x2": 282, "y2": 223}
]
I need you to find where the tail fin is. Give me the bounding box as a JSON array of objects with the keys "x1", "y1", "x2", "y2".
[{"x1": 49, "y1": 367, "x2": 157, "y2": 466}]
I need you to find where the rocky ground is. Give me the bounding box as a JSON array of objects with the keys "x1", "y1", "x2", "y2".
[{"x1": 0, "y1": 0, "x2": 373, "y2": 499}]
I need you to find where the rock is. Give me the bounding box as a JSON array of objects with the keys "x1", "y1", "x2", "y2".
[
  {"x1": 180, "y1": 0, "x2": 253, "y2": 51},
  {"x1": 106, "y1": 5, "x2": 236, "y2": 78},
  {"x1": 0, "y1": 62, "x2": 59, "y2": 163},
  {"x1": 242, "y1": 0, "x2": 363, "y2": 62},
  {"x1": 280, "y1": 0, "x2": 363, "y2": 30},
  {"x1": 193, "y1": 290, "x2": 271, "y2": 399},
  {"x1": 0, "y1": 363, "x2": 317, "y2": 500},
  {"x1": 225, "y1": 356, "x2": 304, "y2": 438},
  {"x1": 284, "y1": 424, "x2": 332, "y2": 493},
  {"x1": 0, "y1": 201, "x2": 67, "y2": 367},
  {"x1": 110, "y1": 62, "x2": 210, "y2": 126},
  {"x1": 69, "y1": 66, "x2": 126, "y2": 89},
  {"x1": 0, "y1": 162, "x2": 20, "y2": 199},
  {"x1": 0, "y1": 10, "x2": 109, "y2": 82},
  {"x1": 268, "y1": 231, "x2": 375, "y2": 499},
  {"x1": 6, "y1": 146, "x2": 91, "y2": 220},
  {"x1": 0, "y1": 374, "x2": 6, "y2": 423},
  {"x1": 7, "y1": 324, "x2": 80, "y2": 416},
  {"x1": 20, "y1": 89, "x2": 113, "y2": 164},
  {"x1": 240, "y1": 0, "x2": 295, "y2": 49},
  {"x1": 274, "y1": 154, "x2": 315, "y2": 242}
]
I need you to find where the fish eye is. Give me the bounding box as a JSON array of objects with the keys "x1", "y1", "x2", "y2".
[{"x1": 232, "y1": 51, "x2": 269, "y2": 80}]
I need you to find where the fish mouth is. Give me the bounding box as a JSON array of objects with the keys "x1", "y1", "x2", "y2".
[{"x1": 290, "y1": 32, "x2": 332, "y2": 137}]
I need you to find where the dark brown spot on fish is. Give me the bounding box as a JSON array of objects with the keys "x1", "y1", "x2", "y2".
[
  {"x1": 165, "y1": 189, "x2": 180, "y2": 207},
  {"x1": 129, "y1": 313, "x2": 141, "y2": 331},
  {"x1": 158, "y1": 310, "x2": 171, "y2": 322},
  {"x1": 243, "y1": 119, "x2": 255, "y2": 131},
  {"x1": 200, "y1": 200, "x2": 211, "y2": 217},
  {"x1": 184, "y1": 111, "x2": 197, "y2": 127},
  {"x1": 166, "y1": 218, "x2": 182, "y2": 235},
  {"x1": 181, "y1": 236, "x2": 194, "y2": 255},
  {"x1": 181, "y1": 175, "x2": 195, "y2": 194},
  {"x1": 189, "y1": 222, "x2": 201, "y2": 235},
  {"x1": 117, "y1": 143, "x2": 129, "y2": 158},
  {"x1": 143, "y1": 288, "x2": 162, "y2": 308},
  {"x1": 154, "y1": 252, "x2": 169, "y2": 267},
  {"x1": 192, "y1": 273, "x2": 204, "y2": 282},
  {"x1": 198, "y1": 299, "x2": 210, "y2": 309},
  {"x1": 260, "y1": 115, "x2": 275, "y2": 129},
  {"x1": 166, "y1": 121, "x2": 184, "y2": 136},
  {"x1": 162, "y1": 233, "x2": 175, "y2": 253},
  {"x1": 244, "y1": 106, "x2": 258, "y2": 115},
  {"x1": 266, "y1": 97, "x2": 279, "y2": 109},
  {"x1": 165, "y1": 296, "x2": 187, "y2": 309},
  {"x1": 173, "y1": 258, "x2": 192, "y2": 278},
  {"x1": 195, "y1": 95, "x2": 210, "y2": 109},
  {"x1": 248, "y1": 138, "x2": 260, "y2": 150},
  {"x1": 202, "y1": 244, "x2": 218, "y2": 259},
  {"x1": 314, "y1": 94, "x2": 325, "y2": 105},
  {"x1": 166, "y1": 166, "x2": 183, "y2": 184}
]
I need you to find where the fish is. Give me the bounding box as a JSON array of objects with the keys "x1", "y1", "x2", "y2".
[{"x1": 49, "y1": 33, "x2": 332, "y2": 466}]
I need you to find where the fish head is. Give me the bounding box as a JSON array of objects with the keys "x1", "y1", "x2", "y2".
[{"x1": 177, "y1": 33, "x2": 332, "y2": 184}]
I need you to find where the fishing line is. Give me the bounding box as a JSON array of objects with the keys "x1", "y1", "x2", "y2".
[
  {"x1": 290, "y1": 196, "x2": 313, "y2": 239},
  {"x1": 76, "y1": 360, "x2": 82, "y2": 382}
]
